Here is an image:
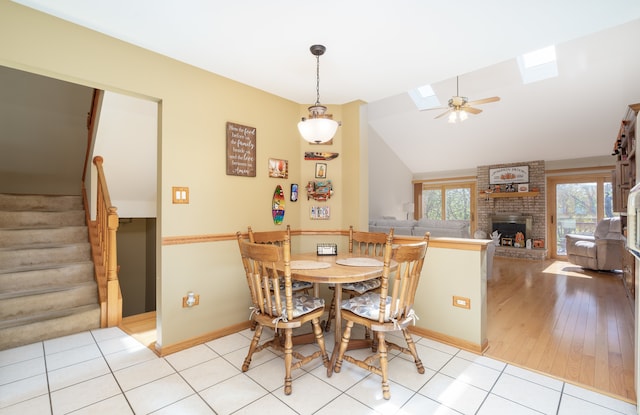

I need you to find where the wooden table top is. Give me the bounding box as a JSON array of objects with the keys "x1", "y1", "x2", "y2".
[{"x1": 283, "y1": 252, "x2": 390, "y2": 284}]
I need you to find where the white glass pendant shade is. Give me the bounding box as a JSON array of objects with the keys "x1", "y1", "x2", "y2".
[
  {"x1": 298, "y1": 117, "x2": 339, "y2": 144},
  {"x1": 459, "y1": 110, "x2": 468, "y2": 121},
  {"x1": 298, "y1": 45, "x2": 340, "y2": 143}
]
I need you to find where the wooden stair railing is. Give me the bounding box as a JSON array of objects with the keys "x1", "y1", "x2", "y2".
[
  {"x1": 86, "y1": 156, "x2": 122, "y2": 327},
  {"x1": 81, "y1": 90, "x2": 122, "y2": 327}
]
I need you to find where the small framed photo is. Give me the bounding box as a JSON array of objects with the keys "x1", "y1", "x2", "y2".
[
  {"x1": 518, "y1": 183, "x2": 529, "y2": 192},
  {"x1": 315, "y1": 163, "x2": 327, "y2": 179},
  {"x1": 310, "y1": 206, "x2": 330, "y2": 220},
  {"x1": 268, "y1": 158, "x2": 288, "y2": 179}
]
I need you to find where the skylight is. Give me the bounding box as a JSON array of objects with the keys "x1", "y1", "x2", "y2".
[
  {"x1": 517, "y1": 45, "x2": 558, "y2": 84},
  {"x1": 408, "y1": 84, "x2": 441, "y2": 110}
]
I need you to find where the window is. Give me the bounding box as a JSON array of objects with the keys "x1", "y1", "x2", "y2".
[
  {"x1": 517, "y1": 45, "x2": 558, "y2": 84},
  {"x1": 416, "y1": 181, "x2": 476, "y2": 231},
  {"x1": 408, "y1": 84, "x2": 441, "y2": 110}
]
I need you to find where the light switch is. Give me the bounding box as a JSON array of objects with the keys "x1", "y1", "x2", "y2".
[{"x1": 172, "y1": 186, "x2": 189, "y2": 204}]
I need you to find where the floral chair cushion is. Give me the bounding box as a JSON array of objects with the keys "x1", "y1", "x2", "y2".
[
  {"x1": 342, "y1": 278, "x2": 381, "y2": 294},
  {"x1": 340, "y1": 292, "x2": 393, "y2": 321},
  {"x1": 272, "y1": 293, "x2": 324, "y2": 320},
  {"x1": 291, "y1": 280, "x2": 314, "y2": 292},
  {"x1": 271, "y1": 279, "x2": 313, "y2": 292}
]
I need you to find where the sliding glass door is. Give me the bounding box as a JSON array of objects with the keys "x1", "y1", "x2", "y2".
[{"x1": 547, "y1": 173, "x2": 612, "y2": 257}]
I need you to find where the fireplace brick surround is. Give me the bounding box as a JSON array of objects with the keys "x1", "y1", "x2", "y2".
[{"x1": 477, "y1": 160, "x2": 547, "y2": 260}]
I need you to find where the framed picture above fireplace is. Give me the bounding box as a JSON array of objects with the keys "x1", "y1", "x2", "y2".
[{"x1": 489, "y1": 166, "x2": 529, "y2": 184}]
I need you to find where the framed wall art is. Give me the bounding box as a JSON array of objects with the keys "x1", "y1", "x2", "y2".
[
  {"x1": 268, "y1": 158, "x2": 288, "y2": 178},
  {"x1": 315, "y1": 163, "x2": 327, "y2": 179},
  {"x1": 489, "y1": 166, "x2": 529, "y2": 184},
  {"x1": 226, "y1": 122, "x2": 256, "y2": 177},
  {"x1": 310, "y1": 206, "x2": 330, "y2": 220}
]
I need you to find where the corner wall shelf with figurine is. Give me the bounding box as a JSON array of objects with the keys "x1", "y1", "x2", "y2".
[{"x1": 481, "y1": 191, "x2": 539, "y2": 199}]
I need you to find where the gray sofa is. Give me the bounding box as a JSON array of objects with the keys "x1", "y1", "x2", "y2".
[{"x1": 368, "y1": 218, "x2": 470, "y2": 238}]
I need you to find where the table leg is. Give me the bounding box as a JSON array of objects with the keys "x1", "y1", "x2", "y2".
[{"x1": 327, "y1": 283, "x2": 342, "y2": 377}]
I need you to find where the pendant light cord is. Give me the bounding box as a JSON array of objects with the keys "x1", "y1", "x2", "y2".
[{"x1": 315, "y1": 53, "x2": 321, "y2": 106}]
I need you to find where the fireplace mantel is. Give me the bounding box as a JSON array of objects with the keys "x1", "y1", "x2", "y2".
[{"x1": 481, "y1": 191, "x2": 539, "y2": 198}]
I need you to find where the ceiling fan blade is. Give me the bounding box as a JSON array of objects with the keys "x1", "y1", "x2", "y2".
[
  {"x1": 420, "y1": 106, "x2": 448, "y2": 112},
  {"x1": 462, "y1": 106, "x2": 482, "y2": 115},
  {"x1": 466, "y1": 96, "x2": 500, "y2": 106},
  {"x1": 434, "y1": 109, "x2": 452, "y2": 119}
]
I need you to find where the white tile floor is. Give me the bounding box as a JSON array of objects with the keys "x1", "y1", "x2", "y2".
[{"x1": 0, "y1": 326, "x2": 636, "y2": 415}]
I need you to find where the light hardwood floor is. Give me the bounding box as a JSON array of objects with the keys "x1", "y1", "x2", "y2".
[
  {"x1": 485, "y1": 257, "x2": 636, "y2": 402},
  {"x1": 121, "y1": 257, "x2": 636, "y2": 402}
]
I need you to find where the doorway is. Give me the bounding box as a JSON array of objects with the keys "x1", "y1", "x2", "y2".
[{"x1": 547, "y1": 172, "x2": 613, "y2": 258}]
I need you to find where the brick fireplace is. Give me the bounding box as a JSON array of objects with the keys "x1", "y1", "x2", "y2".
[{"x1": 477, "y1": 160, "x2": 547, "y2": 259}]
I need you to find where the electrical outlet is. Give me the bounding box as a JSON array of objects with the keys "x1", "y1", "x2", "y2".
[
  {"x1": 452, "y1": 296, "x2": 470, "y2": 309},
  {"x1": 182, "y1": 292, "x2": 200, "y2": 307}
]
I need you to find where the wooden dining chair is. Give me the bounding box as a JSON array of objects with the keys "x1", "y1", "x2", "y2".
[
  {"x1": 324, "y1": 226, "x2": 389, "y2": 333},
  {"x1": 236, "y1": 233, "x2": 329, "y2": 395},
  {"x1": 248, "y1": 225, "x2": 313, "y2": 294},
  {"x1": 334, "y1": 232, "x2": 430, "y2": 400}
]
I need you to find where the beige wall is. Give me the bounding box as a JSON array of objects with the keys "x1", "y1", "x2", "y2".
[{"x1": 0, "y1": 2, "x2": 363, "y2": 348}]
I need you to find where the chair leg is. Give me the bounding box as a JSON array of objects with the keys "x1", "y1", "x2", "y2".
[
  {"x1": 312, "y1": 318, "x2": 329, "y2": 367},
  {"x1": 377, "y1": 331, "x2": 391, "y2": 400},
  {"x1": 402, "y1": 329, "x2": 425, "y2": 374},
  {"x1": 243, "y1": 324, "x2": 263, "y2": 372},
  {"x1": 283, "y1": 328, "x2": 293, "y2": 395},
  {"x1": 334, "y1": 320, "x2": 354, "y2": 373}
]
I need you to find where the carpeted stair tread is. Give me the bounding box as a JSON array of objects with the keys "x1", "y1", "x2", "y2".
[
  {"x1": 0, "y1": 279, "x2": 97, "y2": 299},
  {"x1": 0, "y1": 305, "x2": 101, "y2": 350},
  {"x1": 0, "y1": 243, "x2": 91, "y2": 270},
  {"x1": 0, "y1": 281, "x2": 98, "y2": 320},
  {"x1": 0, "y1": 210, "x2": 85, "y2": 228},
  {"x1": 0, "y1": 193, "x2": 83, "y2": 211},
  {"x1": 0, "y1": 262, "x2": 94, "y2": 291},
  {"x1": 0, "y1": 226, "x2": 88, "y2": 248}
]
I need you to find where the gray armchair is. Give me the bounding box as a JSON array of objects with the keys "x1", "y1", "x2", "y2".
[{"x1": 565, "y1": 217, "x2": 625, "y2": 271}]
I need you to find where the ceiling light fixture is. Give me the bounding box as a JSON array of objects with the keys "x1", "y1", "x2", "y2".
[
  {"x1": 424, "y1": 76, "x2": 500, "y2": 122},
  {"x1": 298, "y1": 44, "x2": 340, "y2": 144}
]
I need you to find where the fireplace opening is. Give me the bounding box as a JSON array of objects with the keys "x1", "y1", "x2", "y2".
[{"x1": 490, "y1": 214, "x2": 533, "y2": 247}]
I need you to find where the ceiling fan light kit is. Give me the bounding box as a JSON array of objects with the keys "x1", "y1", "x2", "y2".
[
  {"x1": 428, "y1": 76, "x2": 500, "y2": 123},
  {"x1": 298, "y1": 44, "x2": 340, "y2": 144}
]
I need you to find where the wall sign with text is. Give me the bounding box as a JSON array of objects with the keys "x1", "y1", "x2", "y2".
[
  {"x1": 226, "y1": 122, "x2": 256, "y2": 177},
  {"x1": 489, "y1": 166, "x2": 529, "y2": 184}
]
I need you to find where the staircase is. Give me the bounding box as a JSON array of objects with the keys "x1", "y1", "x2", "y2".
[{"x1": 0, "y1": 193, "x2": 101, "y2": 350}]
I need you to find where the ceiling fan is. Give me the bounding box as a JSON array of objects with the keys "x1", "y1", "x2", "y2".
[{"x1": 424, "y1": 76, "x2": 500, "y2": 122}]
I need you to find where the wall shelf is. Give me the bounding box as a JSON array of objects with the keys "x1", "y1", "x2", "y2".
[{"x1": 481, "y1": 191, "x2": 539, "y2": 198}]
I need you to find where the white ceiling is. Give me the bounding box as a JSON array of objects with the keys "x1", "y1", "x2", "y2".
[{"x1": 13, "y1": 0, "x2": 640, "y2": 174}]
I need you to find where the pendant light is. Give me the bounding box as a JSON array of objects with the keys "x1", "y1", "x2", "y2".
[{"x1": 298, "y1": 44, "x2": 340, "y2": 144}]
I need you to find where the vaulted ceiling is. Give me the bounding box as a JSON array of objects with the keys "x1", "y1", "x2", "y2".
[{"x1": 13, "y1": 0, "x2": 640, "y2": 174}]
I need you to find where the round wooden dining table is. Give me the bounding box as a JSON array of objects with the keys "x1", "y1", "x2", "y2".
[{"x1": 280, "y1": 252, "x2": 391, "y2": 377}]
